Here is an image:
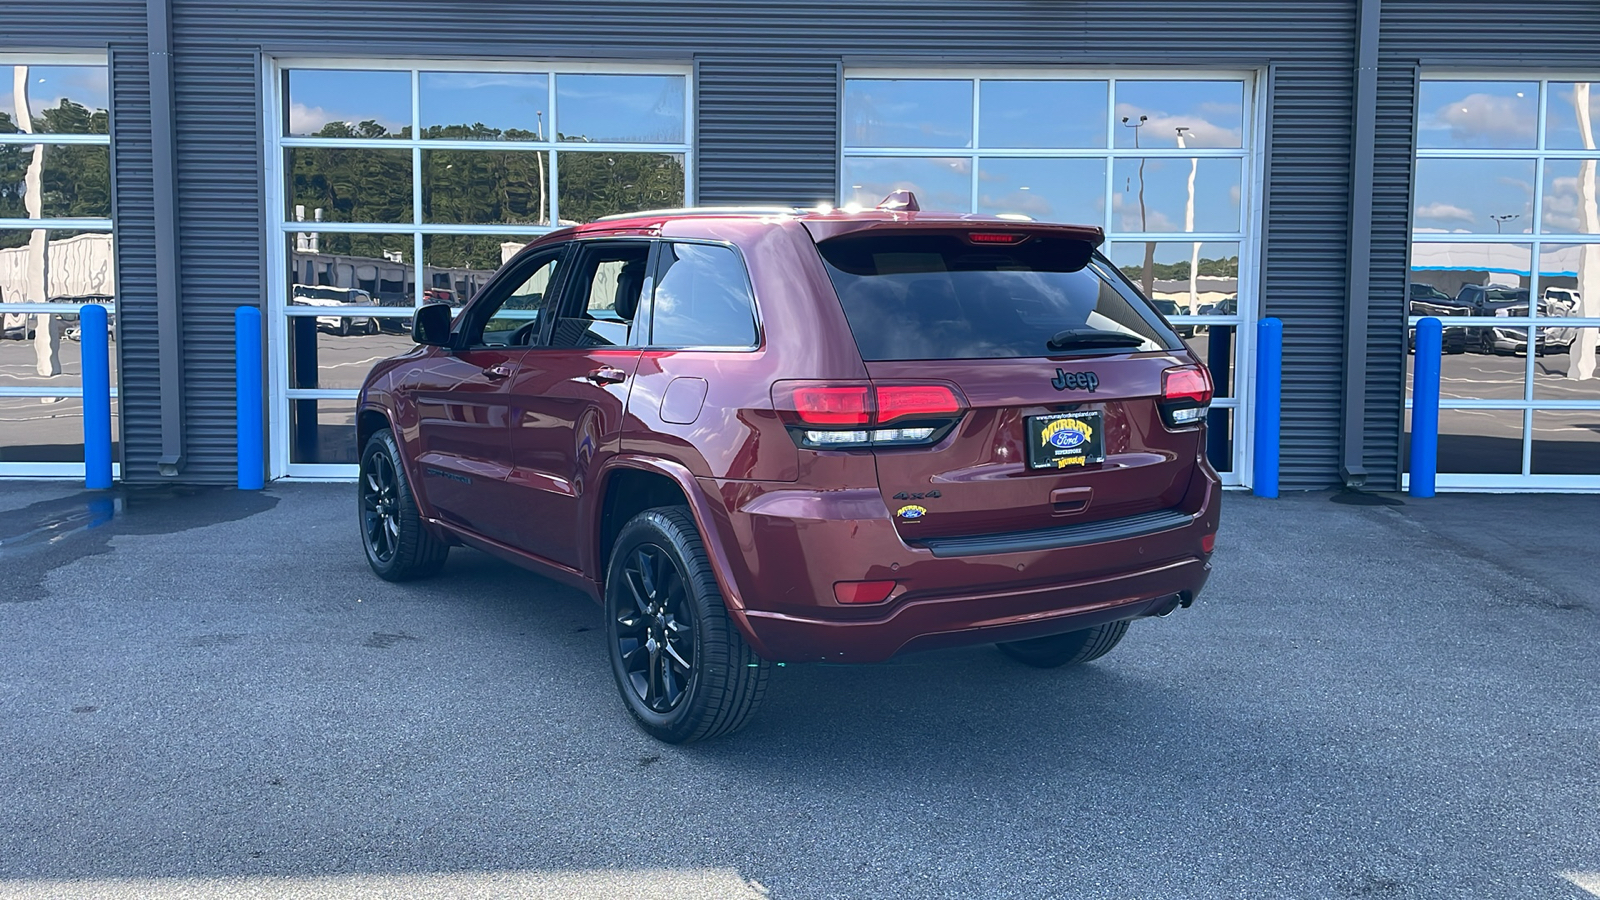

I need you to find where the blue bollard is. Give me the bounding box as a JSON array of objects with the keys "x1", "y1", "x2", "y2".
[
  {"x1": 80, "y1": 304, "x2": 113, "y2": 490},
  {"x1": 235, "y1": 306, "x2": 264, "y2": 490},
  {"x1": 1409, "y1": 317, "x2": 1442, "y2": 498},
  {"x1": 1253, "y1": 318, "x2": 1283, "y2": 498}
]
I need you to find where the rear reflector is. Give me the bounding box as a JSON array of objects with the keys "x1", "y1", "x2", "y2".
[
  {"x1": 833, "y1": 580, "x2": 897, "y2": 604},
  {"x1": 1202, "y1": 533, "x2": 1216, "y2": 553}
]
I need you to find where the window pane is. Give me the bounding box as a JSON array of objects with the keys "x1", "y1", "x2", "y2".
[
  {"x1": 1113, "y1": 81, "x2": 1244, "y2": 149},
  {"x1": 556, "y1": 151, "x2": 684, "y2": 224},
  {"x1": 1413, "y1": 158, "x2": 1533, "y2": 235},
  {"x1": 1535, "y1": 244, "x2": 1599, "y2": 319},
  {"x1": 422, "y1": 233, "x2": 527, "y2": 304},
  {"x1": 844, "y1": 80, "x2": 972, "y2": 149},
  {"x1": 422, "y1": 149, "x2": 549, "y2": 225},
  {"x1": 842, "y1": 157, "x2": 971, "y2": 212},
  {"x1": 0, "y1": 144, "x2": 112, "y2": 219},
  {"x1": 978, "y1": 80, "x2": 1107, "y2": 149},
  {"x1": 0, "y1": 394, "x2": 117, "y2": 463},
  {"x1": 549, "y1": 244, "x2": 647, "y2": 349},
  {"x1": 1112, "y1": 157, "x2": 1240, "y2": 234},
  {"x1": 288, "y1": 398, "x2": 358, "y2": 464},
  {"x1": 286, "y1": 316, "x2": 414, "y2": 389},
  {"x1": 287, "y1": 233, "x2": 415, "y2": 309},
  {"x1": 1435, "y1": 408, "x2": 1524, "y2": 474},
  {"x1": 287, "y1": 147, "x2": 413, "y2": 224},
  {"x1": 0, "y1": 230, "x2": 116, "y2": 303},
  {"x1": 818, "y1": 234, "x2": 1171, "y2": 361},
  {"x1": 285, "y1": 69, "x2": 410, "y2": 139},
  {"x1": 0, "y1": 312, "x2": 118, "y2": 389},
  {"x1": 1184, "y1": 326, "x2": 1236, "y2": 399},
  {"x1": 481, "y1": 252, "x2": 562, "y2": 345},
  {"x1": 1530, "y1": 410, "x2": 1600, "y2": 474},
  {"x1": 0, "y1": 65, "x2": 109, "y2": 135},
  {"x1": 1204, "y1": 407, "x2": 1233, "y2": 473},
  {"x1": 1539, "y1": 159, "x2": 1600, "y2": 235},
  {"x1": 1416, "y1": 81, "x2": 1538, "y2": 149},
  {"x1": 556, "y1": 74, "x2": 685, "y2": 144},
  {"x1": 420, "y1": 72, "x2": 549, "y2": 140},
  {"x1": 976, "y1": 158, "x2": 1104, "y2": 224},
  {"x1": 1533, "y1": 326, "x2": 1600, "y2": 401},
  {"x1": 1545, "y1": 82, "x2": 1600, "y2": 151},
  {"x1": 1409, "y1": 242, "x2": 1533, "y2": 312},
  {"x1": 1107, "y1": 241, "x2": 1240, "y2": 315},
  {"x1": 651, "y1": 243, "x2": 757, "y2": 348}
]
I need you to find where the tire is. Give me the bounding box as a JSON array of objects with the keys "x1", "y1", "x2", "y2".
[
  {"x1": 997, "y1": 620, "x2": 1130, "y2": 669},
  {"x1": 605, "y1": 506, "x2": 769, "y2": 743},
  {"x1": 358, "y1": 428, "x2": 448, "y2": 581},
  {"x1": 337, "y1": 319, "x2": 351, "y2": 337}
]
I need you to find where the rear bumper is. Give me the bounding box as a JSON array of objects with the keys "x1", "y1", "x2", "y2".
[{"x1": 699, "y1": 462, "x2": 1220, "y2": 663}]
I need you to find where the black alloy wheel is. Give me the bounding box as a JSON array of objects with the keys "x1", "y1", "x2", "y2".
[
  {"x1": 605, "y1": 507, "x2": 769, "y2": 743},
  {"x1": 615, "y1": 544, "x2": 697, "y2": 714},
  {"x1": 358, "y1": 428, "x2": 449, "y2": 581}
]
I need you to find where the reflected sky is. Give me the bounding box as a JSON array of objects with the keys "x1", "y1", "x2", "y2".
[
  {"x1": 555, "y1": 75, "x2": 685, "y2": 144},
  {"x1": 1413, "y1": 158, "x2": 1534, "y2": 234},
  {"x1": 1112, "y1": 157, "x2": 1241, "y2": 233},
  {"x1": 1540, "y1": 159, "x2": 1600, "y2": 234},
  {"x1": 979, "y1": 81, "x2": 1107, "y2": 149},
  {"x1": 1113, "y1": 81, "x2": 1243, "y2": 149},
  {"x1": 1547, "y1": 83, "x2": 1600, "y2": 150},
  {"x1": 1417, "y1": 81, "x2": 1538, "y2": 149},
  {"x1": 842, "y1": 157, "x2": 971, "y2": 211},
  {"x1": 976, "y1": 157, "x2": 1104, "y2": 223},
  {"x1": 0, "y1": 65, "x2": 108, "y2": 125},
  {"x1": 845, "y1": 80, "x2": 972, "y2": 149},
  {"x1": 421, "y1": 73, "x2": 549, "y2": 138},
  {"x1": 287, "y1": 70, "x2": 410, "y2": 136}
]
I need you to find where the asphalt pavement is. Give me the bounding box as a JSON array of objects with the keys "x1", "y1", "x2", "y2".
[{"x1": 0, "y1": 483, "x2": 1597, "y2": 899}]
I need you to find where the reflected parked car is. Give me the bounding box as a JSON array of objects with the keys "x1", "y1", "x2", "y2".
[
  {"x1": 291, "y1": 285, "x2": 379, "y2": 336},
  {"x1": 1407, "y1": 283, "x2": 1468, "y2": 354},
  {"x1": 1151, "y1": 299, "x2": 1194, "y2": 337},
  {"x1": 1456, "y1": 284, "x2": 1575, "y2": 355}
]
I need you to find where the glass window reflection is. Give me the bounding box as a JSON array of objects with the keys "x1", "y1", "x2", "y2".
[
  {"x1": 1112, "y1": 157, "x2": 1240, "y2": 234},
  {"x1": 1412, "y1": 158, "x2": 1534, "y2": 235},
  {"x1": 285, "y1": 69, "x2": 411, "y2": 138},
  {"x1": 287, "y1": 398, "x2": 358, "y2": 464},
  {"x1": 1532, "y1": 327, "x2": 1600, "y2": 402},
  {"x1": 1530, "y1": 410, "x2": 1600, "y2": 475},
  {"x1": 287, "y1": 317, "x2": 417, "y2": 389},
  {"x1": 1416, "y1": 81, "x2": 1538, "y2": 149},
  {"x1": 0, "y1": 143, "x2": 112, "y2": 219},
  {"x1": 0, "y1": 394, "x2": 118, "y2": 463},
  {"x1": 556, "y1": 75, "x2": 685, "y2": 144},
  {"x1": 976, "y1": 157, "x2": 1104, "y2": 223},
  {"x1": 1108, "y1": 242, "x2": 1240, "y2": 315},
  {"x1": 844, "y1": 80, "x2": 973, "y2": 149},
  {"x1": 556, "y1": 151, "x2": 684, "y2": 224},
  {"x1": 1408, "y1": 242, "x2": 1533, "y2": 312},
  {"x1": 842, "y1": 157, "x2": 972, "y2": 212},
  {"x1": 422, "y1": 233, "x2": 526, "y2": 303},
  {"x1": 286, "y1": 233, "x2": 415, "y2": 309},
  {"x1": 1535, "y1": 244, "x2": 1599, "y2": 319},
  {"x1": 0, "y1": 230, "x2": 116, "y2": 303},
  {"x1": 1544, "y1": 83, "x2": 1599, "y2": 151},
  {"x1": 287, "y1": 147, "x2": 413, "y2": 224},
  {"x1": 1113, "y1": 81, "x2": 1244, "y2": 149},
  {"x1": 979, "y1": 81, "x2": 1107, "y2": 149},
  {"x1": 1434, "y1": 408, "x2": 1525, "y2": 474},
  {"x1": 0, "y1": 66, "x2": 109, "y2": 135},
  {"x1": 421, "y1": 72, "x2": 549, "y2": 140},
  {"x1": 1539, "y1": 159, "x2": 1600, "y2": 235},
  {"x1": 423, "y1": 149, "x2": 549, "y2": 225}
]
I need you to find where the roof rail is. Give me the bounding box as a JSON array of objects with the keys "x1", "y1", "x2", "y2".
[{"x1": 594, "y1": 205, "x2": 807, "y2": 221}]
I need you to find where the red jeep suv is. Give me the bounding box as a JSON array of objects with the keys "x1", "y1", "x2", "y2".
[{"x1": 356, "y1": 194, "x2": 1221, "y2": 743}]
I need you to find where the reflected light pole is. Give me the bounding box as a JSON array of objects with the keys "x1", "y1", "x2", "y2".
[
  {"x1": 1122, "y1": 114, "x2": 1154, "y2": 297},
  {"x1": 1491, "y1": 213, "x2": 1519, "y2": 233},
  {"x1": 1176, "y1": 126, "x2": 1199, "y2": 314},
  {"x1": 536, "y1": 111, "x2": 547, "y2": 225}
]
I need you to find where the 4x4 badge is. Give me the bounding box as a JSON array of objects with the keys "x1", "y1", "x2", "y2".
[{"x1": 1052, "y1": 369, "x2": 1099, "y2": 392}]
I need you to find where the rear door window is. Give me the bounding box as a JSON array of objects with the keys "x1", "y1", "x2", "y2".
[
  {"x1": 548, "y1": 241, "x2": 652, "y2": 349},
  {"x1": 645, "y1": 242, "x2": 759, "y2": 349},
  {"x1": 817, "y1": 232, "x2": 1177, "y2": 361}
]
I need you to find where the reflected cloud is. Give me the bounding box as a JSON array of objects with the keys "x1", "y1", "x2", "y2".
[
  {"x1": 1415, "y1": 202, "x2": 1476, "y2": 225},
  {"x1": 1112, "y1": 102, "x2": 1238, "y2": 148}
]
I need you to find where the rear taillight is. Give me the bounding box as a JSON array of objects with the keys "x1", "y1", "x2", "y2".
[
  {"x1": 773, "y1": 381, "x2": 966, "y2": 449},
  {"x1": 1159, "y1": 365, "x2": 1213, "y2": 429}
]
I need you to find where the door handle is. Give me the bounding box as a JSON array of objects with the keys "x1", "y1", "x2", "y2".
[
  {"x1": 482, "y1": 363, "x2": 514, "y2": 380},
  {"x1": 585, "y1": 366, "x2": 627, "y2": 385}
]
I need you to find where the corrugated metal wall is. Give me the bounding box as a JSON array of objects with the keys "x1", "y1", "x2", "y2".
[{"x1": 18, "y1": 0, "x2": 1391, "y2": 488}]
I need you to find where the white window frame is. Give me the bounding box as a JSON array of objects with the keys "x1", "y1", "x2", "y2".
[
  {"x1": 0, "y1": 52, "x2": 118, "y2": 479},
  {"x1": 840, "y1": 68, "x2": 1267, "y2": 487},
  {"x1": 1406, "y1": 72, "x2": 1600, "y2": 492},
  {"x1": 262, "y1": 56, "x2": 695, "y2": 480}
]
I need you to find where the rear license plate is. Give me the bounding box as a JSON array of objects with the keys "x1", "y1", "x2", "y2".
[{"x1": 1026, "y1": 412, "x2": 1105, "y2": 469}]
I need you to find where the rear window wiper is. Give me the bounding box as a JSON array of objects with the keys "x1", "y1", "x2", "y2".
[{"x1": 1046, "y1": 328, "x2": 1147, "y2": 352}]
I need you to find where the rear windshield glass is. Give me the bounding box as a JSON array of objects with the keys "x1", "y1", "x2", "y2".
[{"x1": 817, "y1": 233, "x2": 1175, "y2": 361}]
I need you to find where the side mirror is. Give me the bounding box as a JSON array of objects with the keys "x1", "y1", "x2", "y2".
[{"x1": 412, "y1": 302, "x2": 453, "y2": 346}]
